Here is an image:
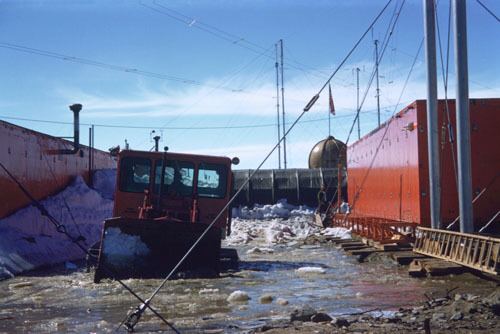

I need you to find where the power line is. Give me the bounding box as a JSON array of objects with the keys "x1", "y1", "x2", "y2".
[
  {"x1": 144, "y1": 0, "x2": 340, "y2": 82},
  {"x1": 0, "y1": 106, "x2": 394, "y2": 131},
  {"x1": 476, "y1": 0, "x2": 500, "y2": 22},
  {"x1": 0, "y1": 42, "x2": 243, "y2": 93},
  {"x1": 305, "y1": 0, "x2": 394, "y2": 109}
]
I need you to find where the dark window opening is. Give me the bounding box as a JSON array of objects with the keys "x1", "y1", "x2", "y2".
[
  {"x1": 154, "y1": 160, "x2": 194, "y2": 197},
  {"x1": 119, "y1": 157, "x2": 151, "y2": 193},
  {"x1": 198, "y1": 163, "x2": 227, "y2": 198}
]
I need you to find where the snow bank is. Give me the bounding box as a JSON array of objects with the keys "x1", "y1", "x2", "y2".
[
  {"x1": 227, "y1": 200, "x2": 318, "y2": 246},
  {"x1": 92, "y1": 168, "x2": 116, "y2": 200},
  {"x1": 0, "y1": 175, "x2": 113, "y2": 280},
  {"x1": 226, "y1": 200, "x2": 351, "y2": 246},
  {"x1": 232, "y1": 199, "x2": 314, "y2": 220}
]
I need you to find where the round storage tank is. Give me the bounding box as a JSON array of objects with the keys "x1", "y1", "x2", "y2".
[{"x1": 308, "y1": 136, "x2": 347, "y2": 169}]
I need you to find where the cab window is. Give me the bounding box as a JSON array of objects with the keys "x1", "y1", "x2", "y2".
[
  {"x1": 119, "y1": 157, "x2": 151, "y2": 193},
  {"x1": 198, "y1": 163, "x2": 227, "y2": 198},
  {"x1": 154, "y1": 160, "x2": 194, "y2": 197}
]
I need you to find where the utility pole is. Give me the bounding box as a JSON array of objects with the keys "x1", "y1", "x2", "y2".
[
  {"x1": 424, "y1": 0, "x2": 441, "y2": 229},
  {"x1": 275, "y1": 43, "x2": 282, "y2": 169},
  {"x1": 280, "y1": 39, "x2": 287, "y2": 169},
  {"x1": 453, "y1": 0, "x2": 474, "y2": 233},
  {"x1": 374, "y1": 39, "x2": 381, "y2": 126},
  {"x1": 356, "y1": 67, "x2": 361, "y2": 140}
]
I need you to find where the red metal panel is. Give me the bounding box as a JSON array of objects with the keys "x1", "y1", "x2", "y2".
[
  {"x1": 347, "y1": 101, "x2": 421, "y2": 223},
  {"x1": 347, "y1": 98, "x2": 500, "y2": 229},
  {"x1": 0, "y1": 120, "x2": 116, "y2": 219}
]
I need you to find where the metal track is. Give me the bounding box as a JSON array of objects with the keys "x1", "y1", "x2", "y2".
[{"x1": 414, "y1": 227, "x2": 499, "y2": 275}]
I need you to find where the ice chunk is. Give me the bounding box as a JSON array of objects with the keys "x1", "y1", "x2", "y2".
[
  {"x1": 296, "y1": 266, "x2": 326, "y2": 274},
  {"x1": 227, "y1": 290, "x2": 250, "y2": 302},
  {"x1": 321, "y1": 227, "x2": 352, "y2": 239}
]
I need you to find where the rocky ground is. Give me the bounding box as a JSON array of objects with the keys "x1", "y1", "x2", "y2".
[
  {"x1": 250, "y1": 234, "x2": 500, "y2": 333},
  {"x1": 251, "y1": 288, "x2": 499, "y2": 333}
]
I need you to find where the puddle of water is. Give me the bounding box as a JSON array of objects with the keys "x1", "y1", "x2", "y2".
[{"x1": 0, "y1": 222, "x2": 495, "y2": 333}]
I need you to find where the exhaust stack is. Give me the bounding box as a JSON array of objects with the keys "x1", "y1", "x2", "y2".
[
  {"x1": 69, "y1": 103, "x2": 81, "y2": 153},
  {"x1": 57, "y1": 103, "x2": 82, "y2": 155}
]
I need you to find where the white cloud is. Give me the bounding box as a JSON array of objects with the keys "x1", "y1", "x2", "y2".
[{"x1": 55, "y1": 58, "x2": 499, "y2": 123}]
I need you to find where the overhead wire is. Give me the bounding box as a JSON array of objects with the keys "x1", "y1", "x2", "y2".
[
  {"x1": 0, "y1": 42, "x2": 241, "y2": 92},
  {"x1": 435, "y1": 0, "x2": 459, "y2": 200},
  {"x1": 321, "y1": 0, "x2": 405, "y2": 211},
  {"x1": 42, "y1": 148, "x2": 86, "y2": 245},
  {"x1": 117, "y1": 1, "x2": 395, "y2": 331},
  {"x1": 0, "y1": 106, "x2": 390, "y2": 131},
  {"x1": 476, "y1": 0, "x2": 500, "y2": 22},
  {"x1": 347, "y1": 38, "x2": 424, "y2": 215},
  {"x1": 345, "y1": 0, "x2": 406, "y2": 145},
  {"x1": 0, "y1": 160, "x2": 179, "y2": 333},
  {"x1": 144, "y1": 0, "x2": 343, "y2": 82}
]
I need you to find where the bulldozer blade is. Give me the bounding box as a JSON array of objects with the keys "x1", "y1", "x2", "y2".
[{"x1": 94, "y1": 217, "x2": 221, "y2": 283}]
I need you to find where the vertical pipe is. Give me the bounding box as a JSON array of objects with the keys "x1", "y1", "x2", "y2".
[
  {"x1": 275, "y1": 43, "x2": 282, "y2": 169},
  {"x1": 295, "y1": 169, "x2": 300, "y2": 204},
  {"x1": 69, "y1": 103, "x2": 81, "y2": 152},
  {"x1": 88, "y1": 127, "x2": 92, "y2": 186},
  {"x1": 328, "y1": 107, "x2": 331, "y2": 137},
  {"x1": 280, "y1": 39, "x2": 287, "y2": 169},
  {"x1": 337, "y1": 162, "x2": 342, "y2": 209},
  {"x1": 153, "y1": 136, "x2": 160, "y2": 152},
  {"x1": 91, "y1": 124, "x2": 94, "y2": 170},
  {"x1": 271, "y1": 169, "x2": 275, "y2": 204},
  {"x1": 356, "y1": 67, "x2": 361, "y2": 139},
  {"x1": 453, "y1": 0, "x2": 474, "y2": 233},
  {"x1": 424, "y1": 0, "x2": 441, "y2": 229},
  {"x1": 374, "y1": 40, "x2": 381, "y2": 126}
]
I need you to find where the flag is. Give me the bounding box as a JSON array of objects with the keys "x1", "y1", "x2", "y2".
[{"x1": 328, "y1": 83, "x2": 335, "y2": 115}]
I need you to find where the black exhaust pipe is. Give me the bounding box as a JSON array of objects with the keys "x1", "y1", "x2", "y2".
[
  {"x1": 69, "y1": 103, "x2": 81, "y2": 153},
  {"x1": 58, "y1": 103, "x2": 82, "y2": 155}
]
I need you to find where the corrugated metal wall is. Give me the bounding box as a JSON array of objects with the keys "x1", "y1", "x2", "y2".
[{"x1": 232, "y1": 168, "x2": 345, "y2": 207}]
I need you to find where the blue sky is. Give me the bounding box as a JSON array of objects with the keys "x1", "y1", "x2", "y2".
[{"x1": 0, "y1": 0, "x2": 499, "y2": 169}]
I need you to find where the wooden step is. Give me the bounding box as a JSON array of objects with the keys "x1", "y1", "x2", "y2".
[
  {"x1": 408, "y1": 258, "x2": 468, "y2": 277},
  {"x1": 372, "y1": 242, "x2": 412, "y2": 251},
  {"x1": 336, "y1": 242, "x2": 366, "y2": 249},
  {"x1": 391, "y1": 251, "x2": 428, "y2": 265},
  {"x1": 347, "y1": 248, "x2": 384, "y2": 256},
  {"x1": 342, "y1": 245, "x2": 370, "y2": 251}
]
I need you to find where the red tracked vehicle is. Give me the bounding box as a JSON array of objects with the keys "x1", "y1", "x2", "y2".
[{"x1": 94, "y1": 149, "x2": 237, "y2": 282}]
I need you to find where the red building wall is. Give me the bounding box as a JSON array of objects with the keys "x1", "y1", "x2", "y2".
[
  {"x1": 347, "y1": 98, "x2": 500, "y2": 228},
  {"x1": 0, "y1": 120, "x2": 117, "y2": 219}
]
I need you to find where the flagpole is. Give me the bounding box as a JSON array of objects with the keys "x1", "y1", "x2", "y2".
[{"x1": 328, "y1": 107, "x2": 331, "y2": 137}]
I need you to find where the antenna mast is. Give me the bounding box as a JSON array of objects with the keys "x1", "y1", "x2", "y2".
[
  {"x1": 375, "y1": 39, "x2": 381, "y2": 126},
  {"x1": 275, "y1": 43, "x2": 282, "y2": 169},
  {"x1": 280, "y1": 39, "x2": 287, "y2": 169},
  {"x1": 356, "y1": 67, "x2": 361, "y2": 139}
]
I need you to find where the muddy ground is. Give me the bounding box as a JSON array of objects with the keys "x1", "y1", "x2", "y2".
[{"x1": 0, "y1": 220, "x2": 498, "y2": 333}]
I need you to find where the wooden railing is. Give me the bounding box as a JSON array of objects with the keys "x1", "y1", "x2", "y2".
[{"x1": 414, "y1": 227, "x2": 500, "y2": 275}]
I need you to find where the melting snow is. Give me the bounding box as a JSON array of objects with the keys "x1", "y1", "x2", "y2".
[
  {"x1": 101, "y1": 227, "x2": 150, "y2": 268},
  {"x1": 321, "y1": 227, "x2": 352, "y2": 240},
  {"x1": 296, "y1": 266, "x2": 326, "y2": 275},
  {"x1": 227, "y1": 199, "x2": 351, "y2": 247}
]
